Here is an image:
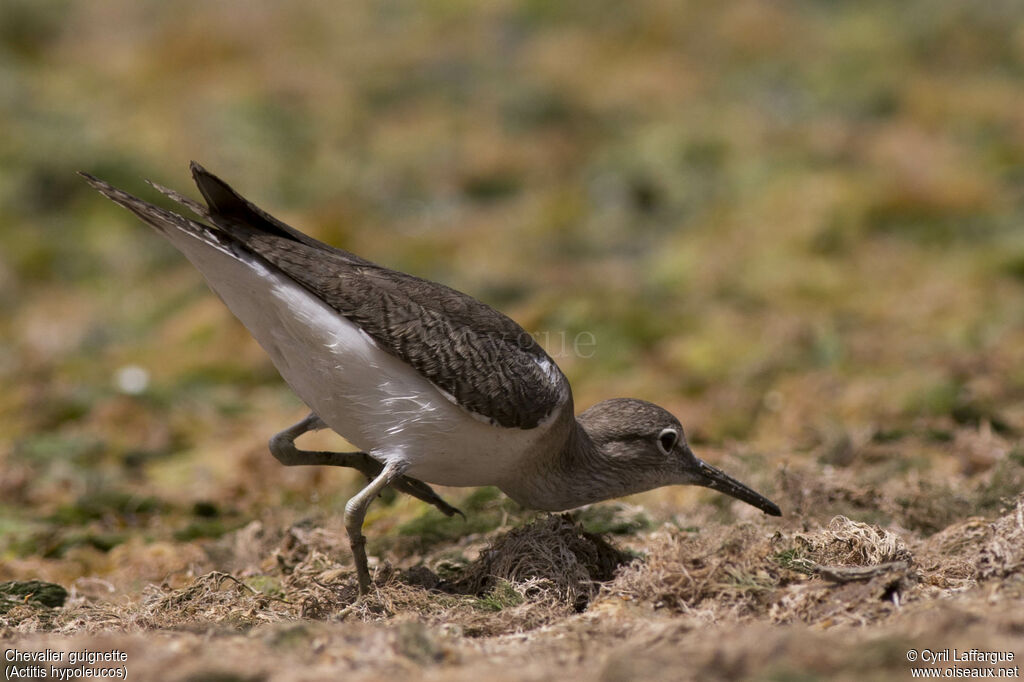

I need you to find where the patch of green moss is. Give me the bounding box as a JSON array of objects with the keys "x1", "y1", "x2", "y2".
[
  {"x1": 461, "y1": 170, "x2": 522, "y2": 203},
  {"x1": 1000, "y1": 252, "x2": 1024, "y2": 283},
  {"x1": 174, "y1": 518, "x2": 246, "y2": 542},
  {"x1": 974, "y1": 458, "x2": 1024, "y2": 514},
  {"x1": 192, "y1": 501, "x2": 221, "y2": 518},
  {"x1": 0, "y1": 580, "x2": 68, "y2": 613},
  {"x1": 42, "y1": 531, "x2": 127, "y2": 557},
  {"x1": 573, "y1": 504, "x2": 654, "y2": 535},
  {"x1": 14, "y1": 433, "x2": 106, "y2": 465},
  {"x1": 904, "y1": 381, "x2": 1013, "y2": 435},
  {"x1": 473, "y1": 580, "x2": 525, "y2": 612},
  {"x1": 894, "y1": 482, "x2": 972, "y2": 535},
  {"x1": 906, "y1": 380, "x2": 960, "y2": 418},
  {"x1": 774, "y1": 548, "x2": 815, "y2": 575},
  {"x1": 397, "y1": 512, "x2": 496, "y2": 550},
  {"x1": 395, "y1": 487, "x2": 524, "y2": 552},
  {"x1": 245, "y1": 575, "x2": 285, "y2": 598},
  {"x1": 51, "y1": 490, "x2": 167, "y2": 525},
  {"x1": 925, "y1": 428, "x2": 953, "y2": 443},
  {"x1": 871, "y1": 428, "x2": 907, "y2": 443}
]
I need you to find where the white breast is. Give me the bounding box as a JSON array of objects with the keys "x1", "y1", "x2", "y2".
[{"x1": 164, "y1": 228, "x2": 563, "y2": 487}]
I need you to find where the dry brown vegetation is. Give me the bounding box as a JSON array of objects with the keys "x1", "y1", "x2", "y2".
[
  {"x1": 3, "y1": 0, "x2": 1024, "y2": 679},
  {"x1": 4, "y1": 493, "x2": 1023, "y2": 681}
]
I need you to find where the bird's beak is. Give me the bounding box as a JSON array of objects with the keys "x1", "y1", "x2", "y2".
[{"x1": 686, "y1": 450, "x2": 781, "y2": 516}]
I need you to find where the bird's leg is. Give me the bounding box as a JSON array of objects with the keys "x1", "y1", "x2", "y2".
[
  {"x1": 345, "y1": 460, "x2": 406, "y2": 595},
  {"x1": 389, "y1": 477, "x2": 464, "y2": 519},
  {"x1": 269, "y1": 413, "x2": 378, "y2": 474},
  {"x1": 268, "y1": 413, "x2": 463, "y2": 517}
]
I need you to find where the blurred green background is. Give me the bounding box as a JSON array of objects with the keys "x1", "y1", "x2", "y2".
[{"x1": 2, "y1": 0, "x2": 1023, "y2": 580}]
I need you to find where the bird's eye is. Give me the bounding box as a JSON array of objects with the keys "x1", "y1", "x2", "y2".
[{"x1": 657, "y1": 428, "x2": 678, "y2": 455}]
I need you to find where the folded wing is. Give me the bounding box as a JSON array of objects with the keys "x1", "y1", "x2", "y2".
[{"x1": 82, "y1": 165, "x2": 570, "y2": 430}]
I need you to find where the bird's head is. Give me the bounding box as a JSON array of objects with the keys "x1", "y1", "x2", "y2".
[{"x1": 576, "y1": 398, "x2": 781, "y2": 516}]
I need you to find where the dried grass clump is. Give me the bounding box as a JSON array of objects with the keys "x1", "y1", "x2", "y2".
[
  {"x1": 914, "y1": 518, "x2": 992, "y2": 591},
  {"x1": 766, "y1": 516, "x2": 917, "y2": 624},
  {"x1": 976, "y1": 494, "x2": 1024, "y2": 581},
  {"x1": 143, "y1": 514, "x2": 631, "y2": 637},
  {"x1": 606, "y1": 524, "x2": 790, "y2": 618},
  {"x1": 318, "y1": 576, "x2": 571, "y2": 637},
  {"x1": 456, "y1": 514, "x2": 630, "y2": 611},
  {"x1": 604, "y1": 517, "x2": 922, "y2": 627},
  {"x1": 794, "y1": 516, "x2": 912, "y2": 567},
  {"x1": 140, "y1": 571, "x2": 295, "y2": 630}
]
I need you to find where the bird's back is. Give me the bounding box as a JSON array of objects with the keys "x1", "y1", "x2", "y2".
[{"x1": 82, "y1": 165, "x2": 574, "y2": 486}]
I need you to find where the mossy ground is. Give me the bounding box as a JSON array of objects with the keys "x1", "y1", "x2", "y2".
[{"x1": 2, "y1": 1, "x2": 1024, "y2": 679}]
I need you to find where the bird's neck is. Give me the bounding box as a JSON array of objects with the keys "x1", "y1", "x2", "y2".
[{"x1": 498, "y1": 419, "x2": 646, "y2": 511}]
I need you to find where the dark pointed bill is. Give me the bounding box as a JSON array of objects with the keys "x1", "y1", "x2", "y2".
[{"x1": 695, "y1": 459, "x2": 782, "y2": 516}]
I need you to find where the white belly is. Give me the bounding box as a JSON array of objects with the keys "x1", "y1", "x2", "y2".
[
  {"x1": 167, "y1": 230, "x2": 556, "y2": 486},
  {"x1": 252, "y1": 279, "x2": 556, "y2": 486}
]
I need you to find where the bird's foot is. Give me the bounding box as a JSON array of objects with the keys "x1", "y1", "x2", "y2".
[{"x1": 392, "y1": 475, "x2": 465, "y2": 519}]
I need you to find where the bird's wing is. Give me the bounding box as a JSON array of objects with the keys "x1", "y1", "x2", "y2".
[{"x1": 83, "y1": 164, "x2": 571, "y2": 430}]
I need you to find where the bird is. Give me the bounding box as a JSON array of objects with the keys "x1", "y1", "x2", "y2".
[{"x1": 81, "y1": 162, "x2": 782, "y2": 596}]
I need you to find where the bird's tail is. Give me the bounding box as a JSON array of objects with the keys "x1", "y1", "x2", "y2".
[{"x1": 78, "y1": 171, "x2": 239, "y2": 259}]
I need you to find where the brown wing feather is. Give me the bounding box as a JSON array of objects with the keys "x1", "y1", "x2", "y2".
[{"x1": 87, "y1": 164, "x2": 570, "y2": 429}]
